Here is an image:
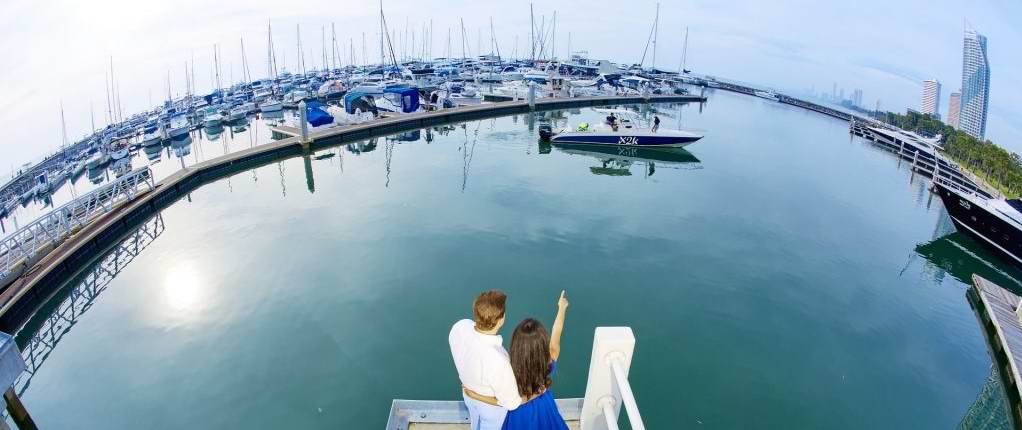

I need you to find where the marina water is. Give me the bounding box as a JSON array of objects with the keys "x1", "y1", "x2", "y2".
[{"x1": 10, "y1": 90, "x2": 1012, "y2": 428}]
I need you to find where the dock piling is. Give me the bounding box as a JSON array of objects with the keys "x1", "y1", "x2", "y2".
[
  {"x1": 298, "y1": 100, "x2": 310, "y2": 144},
  {"x1": 528, "y1": 82, "x2": 536, "y2": 110}
]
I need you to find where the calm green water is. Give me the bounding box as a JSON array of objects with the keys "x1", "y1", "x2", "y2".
[{"x1": 11, "y1": 90, "x2": 1018, "y2": 429}]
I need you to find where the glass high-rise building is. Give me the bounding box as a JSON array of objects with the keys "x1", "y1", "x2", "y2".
[{"x1": 959, "y1": 28, "x2": 990, "y2": 140}]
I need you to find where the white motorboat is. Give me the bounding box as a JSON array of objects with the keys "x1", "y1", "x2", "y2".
[
  {"x1": 260, "y1": 98, "x2": 283, "y2": 112},
  {"x1": 167, "y1": 113, "x2": 191, "y2": 138},
  {"x1": 204, "y1": 113, "x2": 224, "y2": 127},
  {"x1": 543, "y1": 109, "x2": 704, "y2": 148},
  {"x1": 141, "y1": 127, "x2": 162, "y2": 147},
  {"x1": 227, "y1": 105, "x2": 248, "y2": 122}
]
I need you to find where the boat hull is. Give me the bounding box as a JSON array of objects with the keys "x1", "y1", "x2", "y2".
[
  {"x1": 934, "y1": 181, "x2": 1022, "y2": 268},
  {"x1": 550, "y1": 131, "x2": 702, "y2": 148},
  {"x1": 168, "y1": 126, "x2": 190, "y2": 138}
]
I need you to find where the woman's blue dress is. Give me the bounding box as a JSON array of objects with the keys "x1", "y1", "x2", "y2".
[{"x1": 501, "y1": 361, "x2": 569, "y2": 430}]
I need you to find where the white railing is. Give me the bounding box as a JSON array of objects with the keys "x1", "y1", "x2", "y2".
[
  {"x1": 933, "y1": 174, "x2": 984, "y2": 199},
  {"x1": 0, "y1": 167, "x2": 154, "y2": 281},
  {"x1": 580, "y1": 327, "x2": 645, "y2": 430}
]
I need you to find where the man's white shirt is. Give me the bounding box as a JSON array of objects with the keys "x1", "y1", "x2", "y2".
[{"x1": 449, "y1": 319, "x2": 522, "y2": 410}]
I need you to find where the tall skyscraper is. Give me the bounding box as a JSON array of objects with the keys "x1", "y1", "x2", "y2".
[
  {"x1": 948, "y1": 91, "x2": 962, "y2": 129},
  {"x1": 921, "y1": 79, "x2": 941, "y2": 117},
  {"x1": 959, "y1": 28, "x2": 991, "y2": 140}
]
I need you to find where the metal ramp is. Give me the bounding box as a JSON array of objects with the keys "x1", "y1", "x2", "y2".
[{"x1": 0, "y1": 168, "x2": 155, "y2": 288}]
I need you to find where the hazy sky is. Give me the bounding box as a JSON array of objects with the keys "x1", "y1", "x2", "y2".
[{"x1": 1, "y1": 0, "x2": 1019, "y2": 169}]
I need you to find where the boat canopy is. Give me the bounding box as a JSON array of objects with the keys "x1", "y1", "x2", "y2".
[
  {"x1": 343, "y1": 90, "x2": 376, "y2": 114},
  {"x1": 383, "y1": 87, "x2": 420, "y2": 113}
]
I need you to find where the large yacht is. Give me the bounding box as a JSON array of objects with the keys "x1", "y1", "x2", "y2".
[{"x1": 933, "y1": 177, "x2": 1022, "y2": 267}]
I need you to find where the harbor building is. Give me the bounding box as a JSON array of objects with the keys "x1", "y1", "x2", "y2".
[
  {"x1": 948, "y1": 91, "x2": 962, "y2": 129},
  {"x1": 959, "y1": 28, "x2": 991, "y2": 140},
  {"x1": 922, "y1": 79, "x2": 941, "y2": 117}
]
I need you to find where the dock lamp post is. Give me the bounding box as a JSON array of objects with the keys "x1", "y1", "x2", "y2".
[{"x1": 0, "y1": 332, "x2": 34, "y2": 430}]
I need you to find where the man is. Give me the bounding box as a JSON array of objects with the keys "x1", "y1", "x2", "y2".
[
  {"x1": 652, "y1": 115, "x2": 661, "y2": 132},
  {"x1": 449, "y1": 290, "x2": 522, "y2": 430}
]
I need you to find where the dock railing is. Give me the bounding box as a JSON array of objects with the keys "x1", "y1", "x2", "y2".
[
  {"x1": 0, "y1": 167, "x2": 154, "y2": 285},
  {"x1": 580, "y1": 327, "x2": 644, "y2": 430}
]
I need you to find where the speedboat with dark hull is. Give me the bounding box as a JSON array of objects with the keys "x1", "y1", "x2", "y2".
[{"x1": 933, "y1": 178, "x2": 1022, "y2": 268}]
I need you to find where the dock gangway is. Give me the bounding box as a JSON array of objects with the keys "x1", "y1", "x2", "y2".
[{"x1": 0, "y1": 168, "x2": 155, "y2": 287}]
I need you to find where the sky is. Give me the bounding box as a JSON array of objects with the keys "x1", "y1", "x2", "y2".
[{"x1": 0, "y1": 0, "x2": 1019, "y2": 170}]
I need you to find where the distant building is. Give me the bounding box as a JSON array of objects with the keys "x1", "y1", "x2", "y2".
[
  {"x1": 852, "y1": 89, "x2": 863, "y2": 107},
  {"x1": 959, "y1": 28, "x2": 991, "y2": 140},
  {"x1": 922, "y1": 79, "x2": 941, "y2": 117},
  {"x1": 948, "y1": 91, "x2": 962, "y2": 129}
]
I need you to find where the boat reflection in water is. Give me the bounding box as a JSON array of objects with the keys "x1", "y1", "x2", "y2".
[
  {"x1": 143, "y1": 143, "x2": 163, "y2": 163},
  {"x1": 170, "y1": 134, "x2": 193, "y2": 159},
  {"x1": 915, "y1": 225, "x2": 1022, "y2": 429},
  {"x1": 915, "y1": 231, "x2": 1022, "y2": 294},
  {"x1": 552, "y1": 143, "x2": 701, "y2": 177},
  {"x1": 11, "y1": 212, "x2": 165, "y2": 396}
]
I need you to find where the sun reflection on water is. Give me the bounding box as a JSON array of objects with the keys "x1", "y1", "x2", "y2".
[{"x1": 161, "y1": 264, "x2": 207, "y2": 320}]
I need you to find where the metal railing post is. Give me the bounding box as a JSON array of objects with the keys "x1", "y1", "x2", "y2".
[{"x1": 581, "y1": 327, "x2": 640, "y2": 430}]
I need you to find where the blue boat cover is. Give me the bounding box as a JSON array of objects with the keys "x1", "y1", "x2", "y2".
[{"x1": 305, "y1": 101, "x2": 334, "y2": 127}]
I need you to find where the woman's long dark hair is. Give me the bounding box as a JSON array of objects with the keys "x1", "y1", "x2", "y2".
[{"x1": 509, "y1": 318, "x2": 553, "y2": 397}]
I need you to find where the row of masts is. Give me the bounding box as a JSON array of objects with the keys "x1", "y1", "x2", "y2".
[{"x1": 68, "y1": 1, "x2": 692, "y2": 146}]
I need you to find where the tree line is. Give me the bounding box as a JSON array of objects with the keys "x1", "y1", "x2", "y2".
[{"x1": 881, "y1": 110, "x2": 1022, "y2": 198}]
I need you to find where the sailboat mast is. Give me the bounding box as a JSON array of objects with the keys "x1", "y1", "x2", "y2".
[
  {"x1": 331, "y1": 23, "x2": 339, "y2": 70},
  {"x1": 652, "y1": 3, "x2": 659, "y2": 70},
  {"x1": 296, "y1": 24, "x2": 306, "y2": 75},
  {"x1": 681, "y1": 26, "x2": 689, "y2": 72},
  {"x1": 551, "y1": 11, "x2": 556, "y2": 61},
  {"x1": 105, "y1": 73, "x2": 113, "y2": 125},
  {"x1": 530, "y1": 3, "x2": 535, "y2": 62},
  {"x1": 461, "y1": 19, "x2": 468, "y2": 60},
  {"x1": 379, "y1": 0, "x2": 385, "y2": 66},
  {"x1": 267, "y1": 21, "x2": 278, "y2": 80},
  {"x1": 241, "y1": 37, "x2": 251, "y2": 83},
  {"x1": 59, "y1": 102, "x2": 68, "y2": 148}
]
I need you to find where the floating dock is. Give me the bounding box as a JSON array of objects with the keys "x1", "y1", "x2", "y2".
[
  {"x1": 0, "y1": 95, "x2": 704, "y2": 330},
  {"x1": 385, "y1": 399, "x2": 582, "y2": 429},
  {"x1": 969, "y1": 274, "x2": 1022, "y2": 428}
]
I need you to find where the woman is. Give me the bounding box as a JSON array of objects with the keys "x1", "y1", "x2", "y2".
[{"x1": 465, "y1": 291, "x2": 570, "y2": 430}]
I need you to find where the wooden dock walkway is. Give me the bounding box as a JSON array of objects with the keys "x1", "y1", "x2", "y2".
[
  {"x1": 0, "y1": 95, "x2": 704, "y2": 331},
  {"x1": 970, "y1": 274, "x2": 1022, "y2": 427}
]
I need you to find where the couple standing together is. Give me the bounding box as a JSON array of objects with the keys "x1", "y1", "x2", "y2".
[{"x1": 449, "y1": 290, "x2": 570, "y2": 430}]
